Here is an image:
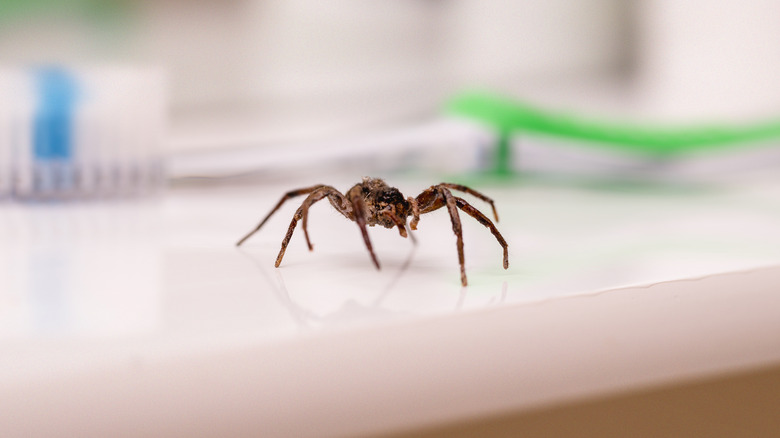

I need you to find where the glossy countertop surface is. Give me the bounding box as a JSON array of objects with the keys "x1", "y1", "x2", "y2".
[{"x1": 3, "y1": 174, "x2": 780, "y2": 436}]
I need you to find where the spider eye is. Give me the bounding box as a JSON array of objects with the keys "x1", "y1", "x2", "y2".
[{"x1": 378, "y1": 188, "x2": 402, "y2": 204}]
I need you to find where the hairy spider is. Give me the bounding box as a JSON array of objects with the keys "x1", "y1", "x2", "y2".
[{"x1": 236, "y1": 177, "x2": 509, "y2": 286}]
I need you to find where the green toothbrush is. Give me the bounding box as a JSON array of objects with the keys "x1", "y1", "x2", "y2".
[{"x1": 447, "y1": 91, "x2": 780, "y2": 176}]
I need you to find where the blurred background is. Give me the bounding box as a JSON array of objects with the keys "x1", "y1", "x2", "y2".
[{"x1": 4, "y1": 0, "x2": 780, "y2": 186}]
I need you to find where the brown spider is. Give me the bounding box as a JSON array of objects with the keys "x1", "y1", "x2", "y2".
[{"x1": 236, "y1": 177, "x2": 509, "y2": 286}]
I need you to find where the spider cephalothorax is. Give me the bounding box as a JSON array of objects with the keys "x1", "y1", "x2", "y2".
[
  {"x1": 352, "y1": 178, "x2": 412, "y2": 230},
  {"x1": 236, "y1": 177, "x2": 508, "y2": 286}
]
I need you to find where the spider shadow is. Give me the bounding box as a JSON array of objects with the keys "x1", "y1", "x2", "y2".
[
  {"x1": 237, "y1": 241, "x2": 421, "y2": 330},
  {"x1": 454, "y1": 280, "x2": 508, "y2": 310}
]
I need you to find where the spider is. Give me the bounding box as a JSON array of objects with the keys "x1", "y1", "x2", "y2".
[{"x1": 236, "y1": 177, "x2": 509, "y2": 286}]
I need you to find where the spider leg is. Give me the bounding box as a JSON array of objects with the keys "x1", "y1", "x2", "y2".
[
  {"x1": 380, "y1": 206, "x2": 406, "y2": 237},
  {"x1": 438, "y1": 183, "x2": 500, "y2": 222},
  {"x1": 455, "y1": 197, "x2": 509, "y2": 269},
  {"x1": 300, "y1": 186, "x2": 344, "y2": 251},
  {"x1": 274, "y1": 206, "x2": 303, "y2": 268},
  {"x1": 407, "y1": 196, "x2": 421, "y2": 230},
  {"x1": 236, "y1": 184, "x2": 325, "y2": 246},
  {"x1": 412, "y1": 187, "x2": 447, "y2": 237},
  {"x1": 274, "y1": 186, "x2": 346, "y2": 266},
  {"x1": 414, "y1": 187, "x2": 445, "y2": 214},
  {"x1": 438, "y1": 187, "x2": 468, "y2": 287},
  {"x1": 350, "y1": 191, "x2": 381, "y2": 270},
  {"x1": 381, "y1": 207, "x2": 416, "y2": 243}
]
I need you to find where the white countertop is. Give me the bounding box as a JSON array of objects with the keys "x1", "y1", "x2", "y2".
[{"x1": 3, "y1": 174, "x2": 780, "y2": 437}]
